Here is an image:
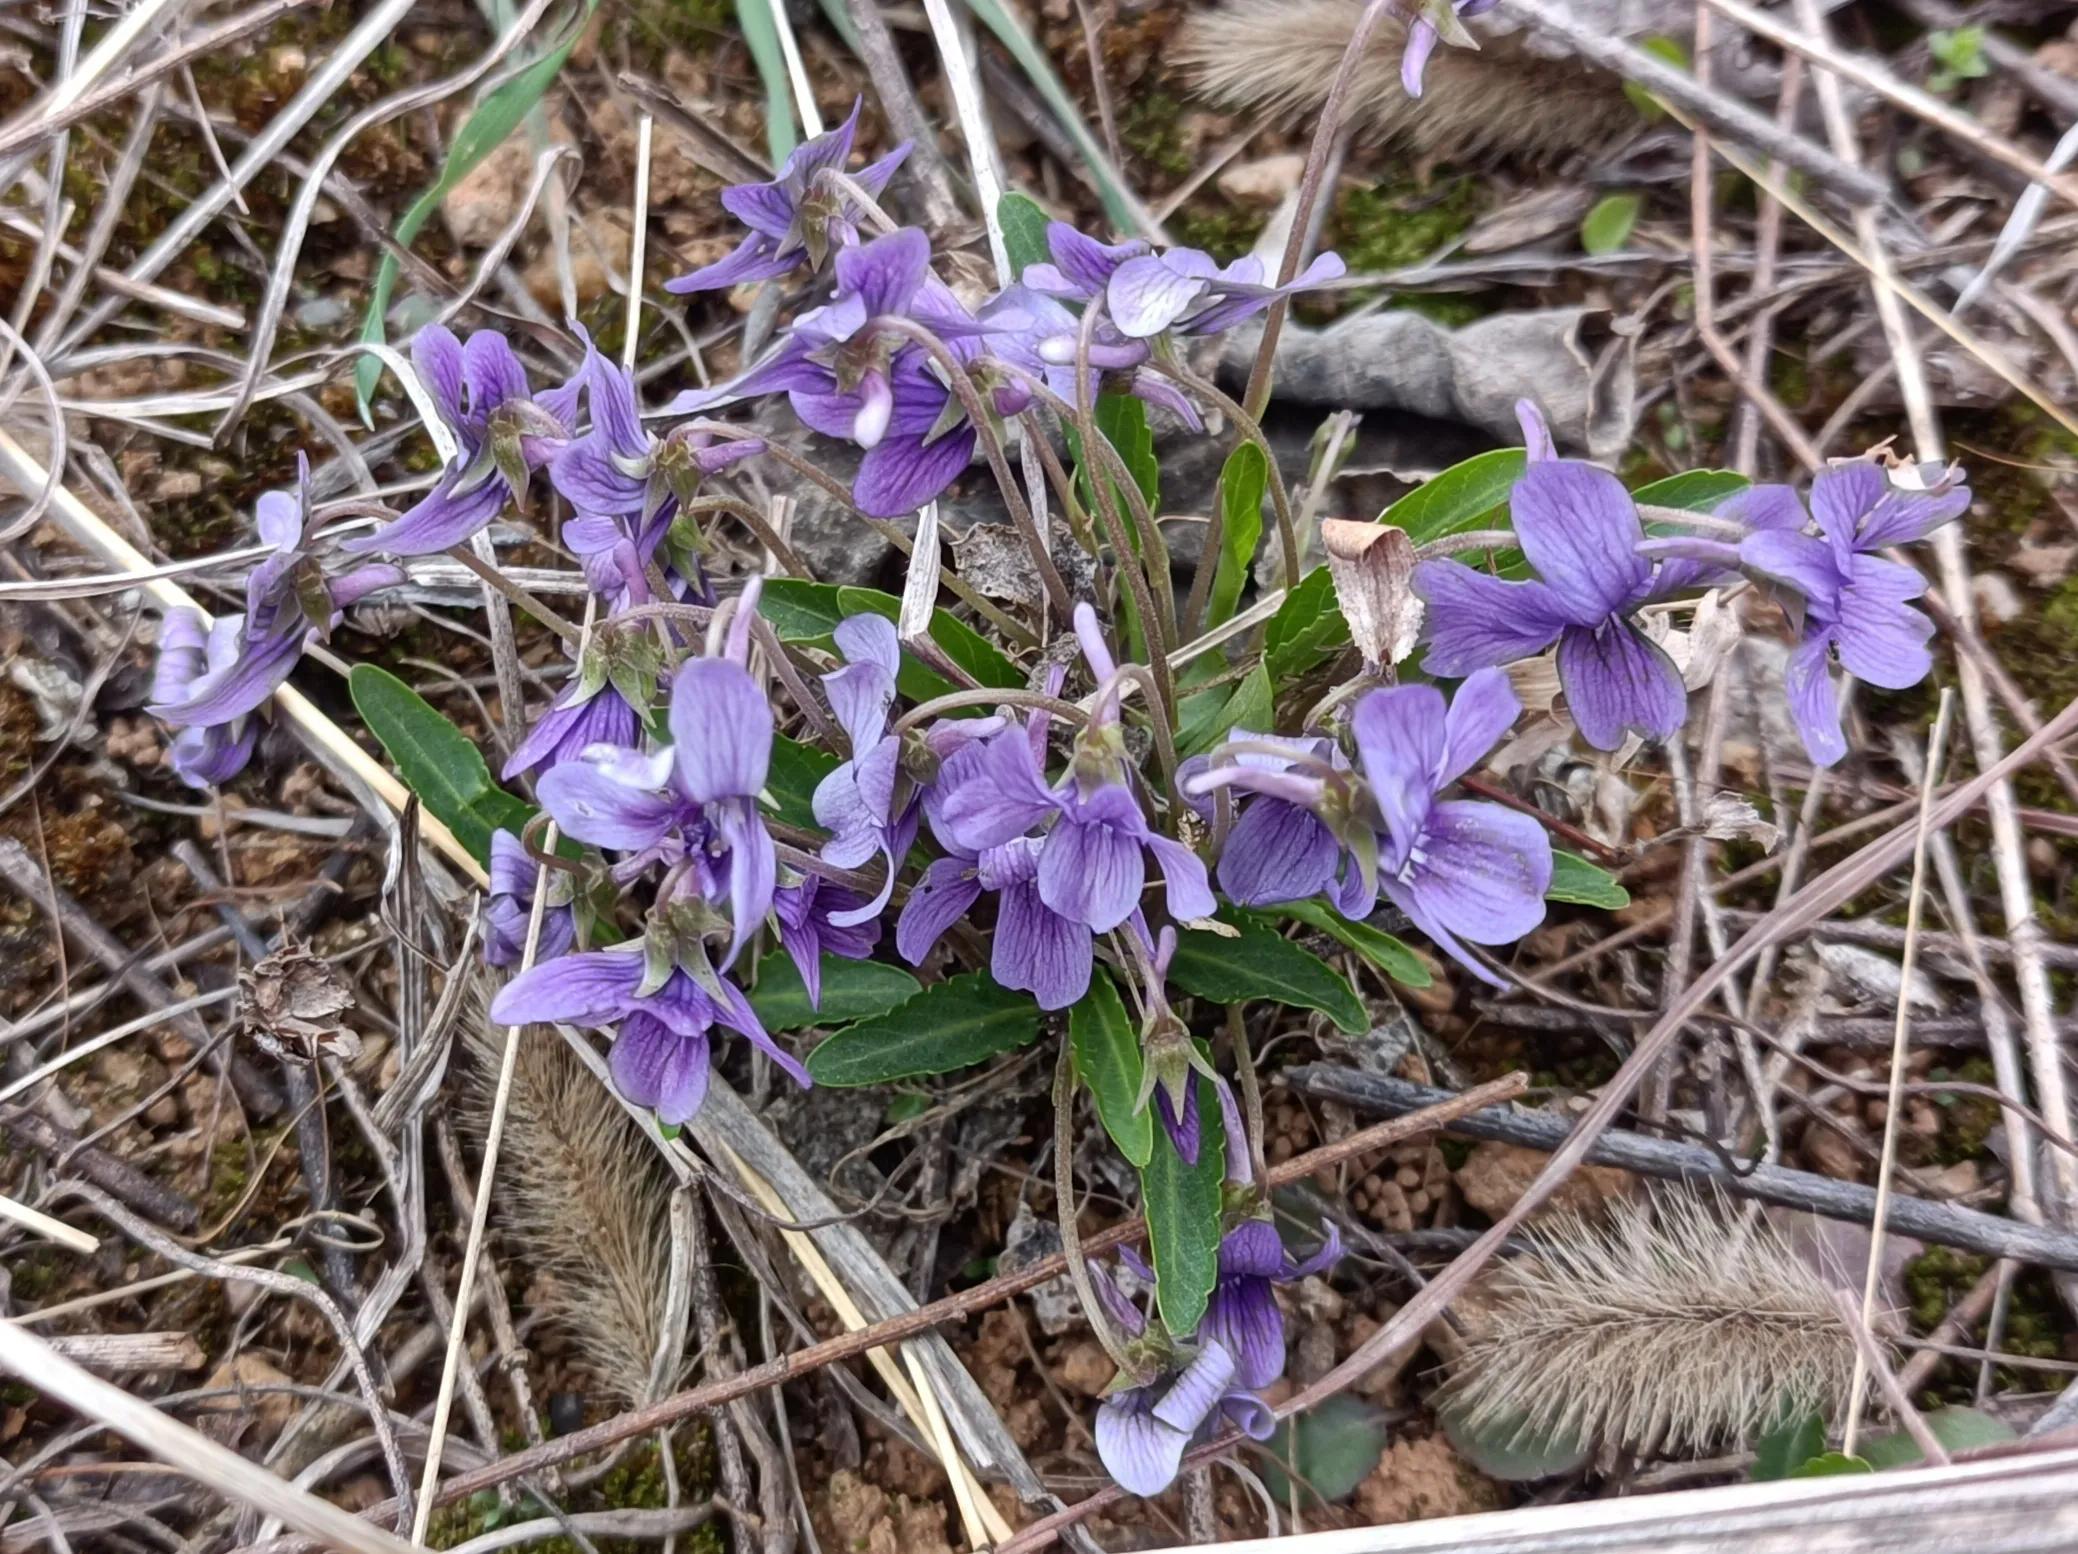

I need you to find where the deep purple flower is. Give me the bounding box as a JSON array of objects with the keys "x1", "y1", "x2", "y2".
[
  {"x1": 1402, "y1": 0, "x2": 1501, "y2": 96},
  {"x1": 1415, "y1": 460, "x2": 1708, "y2": 750},
  {"x1": 483, "y1": 829, "x2": 576, "y2": 967},
  {"x1": 488, "y1": 947, "x2": 803, "y2": 1124},
  {"x1": 1194, "y1": 733, "x2": 1373, "y2": 918},
  {"x1": 773, "y1": 873, "x2": 881, "y2": 1010},
  {"x1": 1735, "y1": 463, "x2": 1967, "y2": 766},
  {"x1": 1354, "y1": 670, "x2": 1552, "y2": 984},
  {"x1": 899, "y1": 815, "x2": 1095, "y2": 1013},
  {"x1": 152, "y1": 611, "x2": 259, "y2": 787},
  {"x1": 811, "y1": 614, "x2": 917, "y2": 925},
  {"x1": 1023, "y1": 222, "x2": 1345, "y2": 346},
  {"x1": 345, "y1": 326, "x2": 577, "y2": 557},
  {"x1": 504, "y1": 674, "x2": 641, "y2": 782},
  {"x1": 665, "y1": 100, "x2": 910, "y2": 294},
  {"x1": 151, "y1": 463, "x2": 401, "y2": 736},
  {"x1": 1201, "y1": 1219, "x2": 1342, "y2": 1390}
]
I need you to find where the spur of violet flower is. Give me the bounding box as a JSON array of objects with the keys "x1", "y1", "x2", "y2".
[
  {"x1": 151, "y1": 610, "x2": 258, "y2": 787},
  {"x1": 665, "y1": 99, "x2": 909, "y2": 294},
  {"x1": 772, "y1": 873, "x2": 880, "y2": 1011},
  {"x1": 345, "y1": 325, "x2": 577, "y2": 557},
  {"x1": 938, "y1": 605, "x2": 1214, "y2": 936},
  {"x1": 488, "y1": 944, "x2": 802, "y2": 1125},
  {"x1": 1414, "y1": 460, "x2": 1713, "y2": 750},
  {"x1": 151, "y1": 458, "x2": 402, "y2": 735},
  {"x1": 1732, "y1": 463, "x2": 1969, "y2": 766},
  {"x1": 1401, "y1": 0, "x2": 1499, "y2": 96},
  {"x1": 1085, "y1": 1250, "x2": 1273, "y2": 1497},
  {"x1": 1022, "y1": 221, "x2": 1347, "y2": 348}
]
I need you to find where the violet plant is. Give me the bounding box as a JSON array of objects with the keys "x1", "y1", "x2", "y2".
[{"x1": 147, "y1": 90, "x2": 1977, "y2": 1504}]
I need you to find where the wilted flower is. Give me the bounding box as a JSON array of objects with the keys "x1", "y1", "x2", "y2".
[
  {"x1": 488, "y1": 947, "x2": 802, "y2": 1125},
  {"x1": 1202, "y1": 1218, "x2": 1342, "y2": 1390},
  {"x1": 151, "y1": 611, "x2": 258, "y2": 787},
  {"x1": 151, "y1": 460, "x2": 401, "y2": 738},
  {"x1": 346, "y1": 326, "x2": 577, "y2": 557},
  {"x1": 665, "y1": 100, "x2": 909, "y2": 294},
  {"x1": 483, "y1": 829, "x2": 576, "y2": 967},
  {"x1": 1414, "y1": 460, "x2": 1712, "y2": 750},
  {"x1": 1735, "y1": 463, "x2": 1968, "y2": 766}
]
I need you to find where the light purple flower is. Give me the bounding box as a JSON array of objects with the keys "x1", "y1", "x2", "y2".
[
  {"x1": 504, "y1": 674, "x2": 640, "y2": 782},
  {"x1": 1096, "y1": 1340, "x2": 1274, "y2": 1498},
  {"x1": 899, "y1": 810, "x2": 1094, "y2": 1013},
  {"x1": 483, "y1": 829, "x2": 576, "y2": 967},
  {"x1": 152, "y1": 610, "x2": 259, "y2": 787},
  {"x1": 1735, "y1": 464, "x2": 1967, "y2": 766},
  {"x1": 150, "y1": 462, "x2": 401, "y2": 735},
  {"x1": 773, "y1": 873, "x2": 881, "y2": 1010},
  {"x1": 488, "y1": 948, "x2": 803, "y2": 1124},
  {"x1": 1201, "y1": 1219, "x2": 1342, "y2": 1390},
  {"x1": 665, "y1": 100, "x2": 910, "y2": 294},
  {"x1": 666, "y1": 654, "x2": 776, "y2": 971},
  {"x1": 1415, "y1": 460, "x2": 1706, "y2": 750},
  {"x1": 1353, "y1": 669, "x2": 1552, "y2": 986},
  {"x1": 345, "y1": 326, "x2": 577, "y2": 557},
  {"x1": 1023, "y1": 222, "x2": 1345, "y2": 346},
  {"x1": 1401, "y1": 0, "x2": 1500, "y2": 96},
  {"x1": 812, "y1": 614, "x2": 917, "y2": 925}
]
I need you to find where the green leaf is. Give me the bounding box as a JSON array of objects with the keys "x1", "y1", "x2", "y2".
[
  {"x1": 349, "y1": 665, "x2": 535, "y2": 865},
  {"x1": 1786, "y1": 1451, "x2": 1873, "y2": 1479},
  {"x1": 757, "y1": 579, "x2": 1019, "y2": 708},
  {"x1": 1260, "y1": 1395, "x2": 1392, "y2": 1506},
  {"x1": 1581, "y1": 193, "x2": 1643, "y2": 257},
  {"x1": 1069, "y1": 970, "x2": 1152, "y2": 1167},
  {"x1": 1632, "y1": 469, "x2": 1749, "y2": 512},
  {"x1": 757, "y1": 577, "x2": 848, "y2": 640},
  {"x1": 1209, "y1": 442, "x2": 1268, "y2": 628},
  {"x1": 1139, "y1": 1072, "x2": 1224, "y2": 1334},
  {"x1": 355, "y1": 4, "x2": 595, "y2": 413},
  {"x1": 958, "y1": 0, "x2": 1144, "y2": 234},
  {"x1": 1547, "y1": 851, "x2": 1630, "y2": 909},
  {"x1": 1379, "y1": 447, "x2": 1525, "y2": 547},
  {"x1": 1752, "y1": 1411, "x2": 1828, "y2": 1481},
  {"x1": 1858, "y1": 1406, "x2": 2017, "y2": 1470},
  {"x1": 1275, "y1": 899, "x2": 1432, "y2": 989},
  {"x1": 997, "y1": 191, "x2": 1053, "y2": 276},
  {"x1": 1622, "y1": 35, "x2": 1690, "y2": 119},
  {"x1": 1438, "y1": 1402, "x2": 1593, "y2": 1482},
  {"x1": 734, "y1": 0, "x2": 798, "y2": 167},
  {"x1": 747, "y1": 953, "x2": 923, "y2": 1032},
  {"x1": 1264, "y1": 567, "x2": 1352, "y2": 683},
  {"x1": 1168, "y1": 910, "x2": 1369, "y2": 1034},
  {"x1": 767, "y1": 734, "x2": 839, "y2": 830},
  {"x1": 1177, "y1": 663, "x2": 1274, "y2": 759},
  {"x1": 804, "y1": 972, "x2": 1042, "y2": 1086}
]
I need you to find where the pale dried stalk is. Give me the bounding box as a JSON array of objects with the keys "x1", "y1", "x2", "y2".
[
  {"x1": 1842, "y1": 689, "x2": 1951, "y2": 1456},
  {"x1": 0, "y1": 1192, "x2": 98, "y2": 1254}
]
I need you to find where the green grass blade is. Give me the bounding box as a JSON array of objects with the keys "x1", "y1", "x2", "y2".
[{"x1": 735, "y1": 0, "x2": 799, "y2": 168}]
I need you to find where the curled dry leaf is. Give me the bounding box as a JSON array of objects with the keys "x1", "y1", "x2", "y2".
[
  {"x1": 1322, "y1": 518, "x2": 1423, "y2": 669},
  {"x1": 239, "y1": 942, "x2": 361, "y2": 1063},
  {"x1": 1701, "y1": 793, "x2": 1781, "y2": 852}
]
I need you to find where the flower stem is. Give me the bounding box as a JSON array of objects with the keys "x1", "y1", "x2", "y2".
[
  {"x1": 1225, "y1": 1006, "x2": 1269, "y2": 1186},
  {"x1": 1412, "y1": 529, "x2": 1518, "y2": 560},
  {"x1": 1054, "y1": 1038, "x2": 1139, "y2": 1374},
  {"x1": 445, "y1": 544, "x2": 583, "y2": 646},
  {"x1": 1147, "y1": 355, "x2": 1300, "y2": 596},
  {"x1": 892, "y1": 686, "x2": 1091, "y2": 735}
]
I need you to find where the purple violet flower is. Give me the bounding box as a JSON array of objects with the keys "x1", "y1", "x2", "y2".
[
  {"x1": 1401, "y1": 0, "x2": 1500, "y2": 96},
  {"x1": 811, "y1": 614, "x2": 919, "y2": 925},
  {"x1": 773, "y1": 873, "x2": 881, "y2": 1010},
  {"x1": 1202, "y1": 1219, "x2": 1342, "y2": 1390},
  {"x1": 1023, "y1": 222, "x2": 1346, "y2": 347},
  {"x1": 665, "y1": 100, "x2": 910, "y2": 294},
  {"x1": 488, "y1": 948, "x2": 803, "y2": 1125},
  {"x1": 483, "y1": 829, "x2": 576, "y2": 967},
  {"x1": 1414, "y1": 460, "x2": 1707, "y2": 750},
  {"x1": 150, "y1": 461, "x2": 401, "y2": 736},
  {"x1": 1734, "y1": 463, "x2": 1968, "y2": 766},
  {"x1": 504, "y1": 674, "x2": 641, "y2": 782},
  {"x1": 152, "y1": 611, "x2": 260, "y2": 787},
  {"x1": 1195, "y1": 733, "x2": 1373, "y2": 918},
  {"x1": 345, "y1": 326, "x2": 577, "y2": 557}
]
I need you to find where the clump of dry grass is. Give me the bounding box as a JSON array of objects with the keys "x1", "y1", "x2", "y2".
[
  {"x1": 463, "y1": 1008, "x2": 674, "y2": 1410},
  {"x1": 1176, "y1": 0, "x2": 1630, "y2": 160},
  {"x1": 1439, "y1": 1193, "x2": 1859, "y2": 1456}
]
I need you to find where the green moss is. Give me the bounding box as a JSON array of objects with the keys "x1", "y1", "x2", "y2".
[
  {"x1": 426, "y1": 1432, "x2": 719, "y2": 1552},
  {"x1": 1923, "y1": 1058, "x2": 2000, "y2": 1165},
  {"x1": 1169, "y1": 201, "x2": 1268, "y2": 265},
  {"x1": 1120, "y1": 89, "x2": 1193, "y2": 181},
  {"x1": 1906, "y1": 1244, "x2": 1986, "y2": 1331},
  {"x1": 603, "y1": 0, "x2": 731, "y2": 55},
  {"x1": 1329, "y1": 176, "x2": 1484, "y2": 274}
]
